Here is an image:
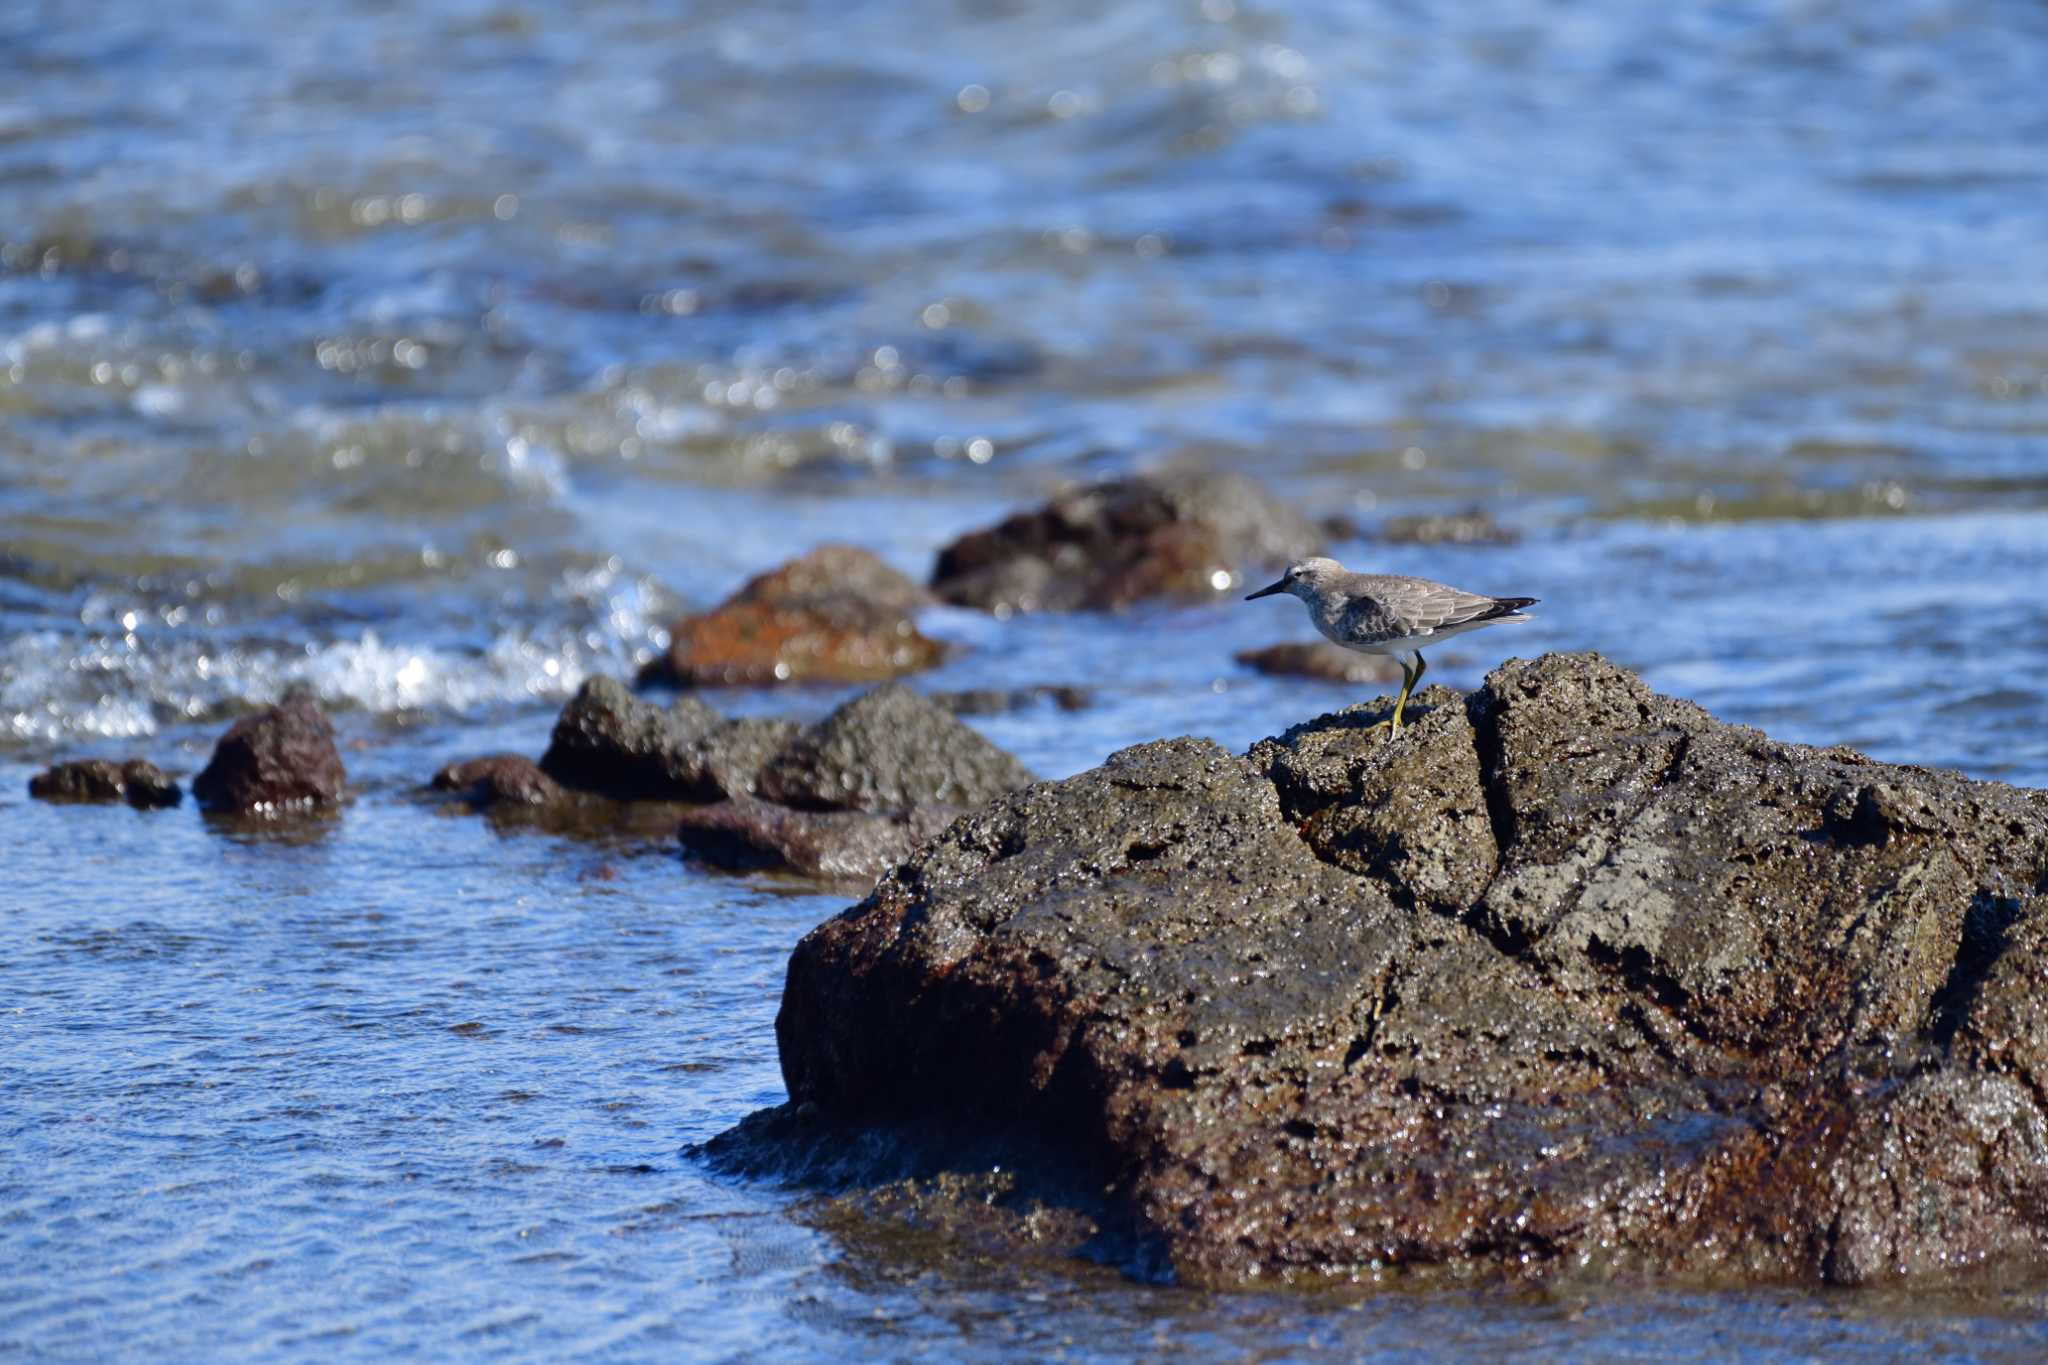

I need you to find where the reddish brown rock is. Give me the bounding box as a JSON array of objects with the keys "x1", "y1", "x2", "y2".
[
  {"x1": 930, "y1": 473, "x2": 1323, "y2": 613},
  {"x1": 641, "y1": 545, "x2": 945, "y2": 687},
  {"x1": 28, "y1": 758, "x2": 182, "y2": 809},
  {"x1": 1234, "y1": 641, "x2": 1403, "y2": 685},
  {"x1": 745, "y1": 653, "x2": 2048, "y2": 1291},
  {"x1": 192, "y1": 696, "x2": 346, "y2": 814}
]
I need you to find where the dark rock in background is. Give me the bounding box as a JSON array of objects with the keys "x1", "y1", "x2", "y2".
[
  {"x1": 641, "y1": 544, "x2": 945, "y2": 687},
  {"x1": 931, "y1": 472, "x2": 1322, "y2": 613},
  {"x1": 28, "y1": 758, "x2": 182, "y2": 809},
  {"x1": 192, "y1": 697, "x2": 346, "y2": 814},
  {"x1": 1234, "y1": 641, "x2": 1404, "y2": 685},
  {"x1": 765, "y1": 652, "x2": 2048, "y2": 1290}
]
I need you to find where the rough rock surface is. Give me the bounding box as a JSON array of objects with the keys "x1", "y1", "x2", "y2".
[
  {"x1": 679, "y1": 798, "x2": 962, "y2": 882},
  {"x1": 757, "y1": 685, "x2": 1035, "y2": 814},
  {"x1": 641, "y1": 545, "x2": 944, "y2": 687},
  {"x1": 930, "y1": 472, "x2": 1322, "y2": 613},
  {"x1": 763, "y1": 652, "x2": 2048, "y2": 1290},
  {"x1": 192, "y1": 697, "x2": 346, "y2": 813},
  {"x1": 1235, "y1": 641, "x2": 1404, "y2": 685},
  {"x1": 29, "y1": 758, "x2": 182, "y2": 808}
]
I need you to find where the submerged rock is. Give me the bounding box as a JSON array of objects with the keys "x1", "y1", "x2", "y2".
[
  {"x1": 192, "y1": 697, "x2": 346, "y2": 814},
  {"x1": 28, "y1": 758, "x2": 181, "y2": 809},
  {"x1": 930, "y1": 472, "x2": 1322, "y2": 613},
  {"x1": 1378, "y1": 507, "x2": 1519, "y2": 546},
  {"x1": 1234, "y1": 641, "x2": 1404, "y2": 685},
  {"x1": 641, "y1": 545, "x2": 945, "y2": 687},
  {"x1": 765, "y1": 652, "x2": 2048, "y2": 1290}
]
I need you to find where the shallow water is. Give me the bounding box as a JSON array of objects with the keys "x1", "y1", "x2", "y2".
[{"x1": 5, "y1": 0, "x2": 2048, "y2": 1357}]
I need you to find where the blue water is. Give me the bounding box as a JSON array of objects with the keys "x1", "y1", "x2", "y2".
[{"x1": 5, "y1": 0, "x2": 2048, "y2": 1357}]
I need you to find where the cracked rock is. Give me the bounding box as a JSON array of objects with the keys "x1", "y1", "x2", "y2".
[{"x1": 746, "y1": 651, "x2": 2048, "y2": 1290}]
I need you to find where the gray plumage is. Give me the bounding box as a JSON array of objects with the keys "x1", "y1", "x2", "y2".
[{"x1": 1245, "y1": 556, "x2": 1539, "y2": 730}]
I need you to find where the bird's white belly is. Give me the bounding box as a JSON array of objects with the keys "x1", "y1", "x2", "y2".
[{"x1": 1315, "y1": 615, "x2": 1517, "y2": 655}]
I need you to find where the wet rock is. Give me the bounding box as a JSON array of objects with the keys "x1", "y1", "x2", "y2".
[
  {"x1": 192, "y1": 697, "x2": 346, "y2": 814},
  {"x1": 641, "y1": 545, "x2": 944, "y2": 687},
  {"x1": 430, "y1": 754, "x2": 565, "y2": 808},
  {"x1": 756, "y1": 685, "x2": 1036, "y2": 813},
  {"x1": 679, "y1": 798, "x2": 961, "y2": 882},
  {"x1": 537, "y1": 677, "x2": 724, "y2": 800},
  {"x1": 28, "y1": 758, "x2": 181, "y2": 809},
  {"x1": 1234, "y1": 641, "x2": 1403, "y2": 685},
  {"x1": 930, "y1": 472, "x2": 1322, "y2": 613},
  {"x1": 1378, "y1": 507, "x2": 1519, "y2": 546},
  {"x1": 764, "y1": 652, "x2": 2048, "y2": 1290}
]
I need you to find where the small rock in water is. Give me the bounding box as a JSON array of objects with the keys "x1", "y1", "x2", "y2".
[
  {"x1": 192, "y1": 696, "x2": 346, "y2": 814},
  {"x1": 1378, "y1": 507, "x2": 1519, "y2": 546},
  {"x1": 28, "y1": 758, "x2": 182, "y2": 809},
  {"x1": 930, "y1": 472, "x2": 1323, "y2": 613},
  {"x1": 1234, "y1": 641, "x2": 1404, "y2": 685},
  {"x1": 640, "y1": 544, "x2": 945, "y2": 687}
]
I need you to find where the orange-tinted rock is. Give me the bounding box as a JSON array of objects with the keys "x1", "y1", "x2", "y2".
[{"x1": 642, "y1": 545, "x2": 945, "y2": 687}]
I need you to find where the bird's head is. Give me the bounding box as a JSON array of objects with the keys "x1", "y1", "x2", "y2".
[{"x1": 1244, "y1": 556, "x2": 1344, "y2": 602}]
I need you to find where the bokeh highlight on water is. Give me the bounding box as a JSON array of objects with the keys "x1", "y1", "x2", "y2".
[{"x1": 6, "y1": 0, "x2": 2048, "y2": 1357}]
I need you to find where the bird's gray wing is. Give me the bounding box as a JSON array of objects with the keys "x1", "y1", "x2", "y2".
[{"x1": 1375, "y1": 578, "x2": 1510, "y2": 635}]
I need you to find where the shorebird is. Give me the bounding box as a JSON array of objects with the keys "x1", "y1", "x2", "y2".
[{"x1": 1245, "y1": 557, "x2": 1538, "y2": 733}]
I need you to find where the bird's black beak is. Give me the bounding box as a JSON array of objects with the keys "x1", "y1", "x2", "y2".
[{"x1": 1244, "y1": 579, "x2": 1287, "y2": 601}]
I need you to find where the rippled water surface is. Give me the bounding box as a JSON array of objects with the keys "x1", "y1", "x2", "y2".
[{"x1": 6, "y1": 0, "x2": 2048, "y2": 1357}]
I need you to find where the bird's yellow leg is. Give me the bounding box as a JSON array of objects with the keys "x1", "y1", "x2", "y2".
[
  {"x1": 1366, "y1": 659, "x2": 1417, "y2": 734},
  {"x1": 1392, "y1": 652, "x2": 1426, "y2": 729}
]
